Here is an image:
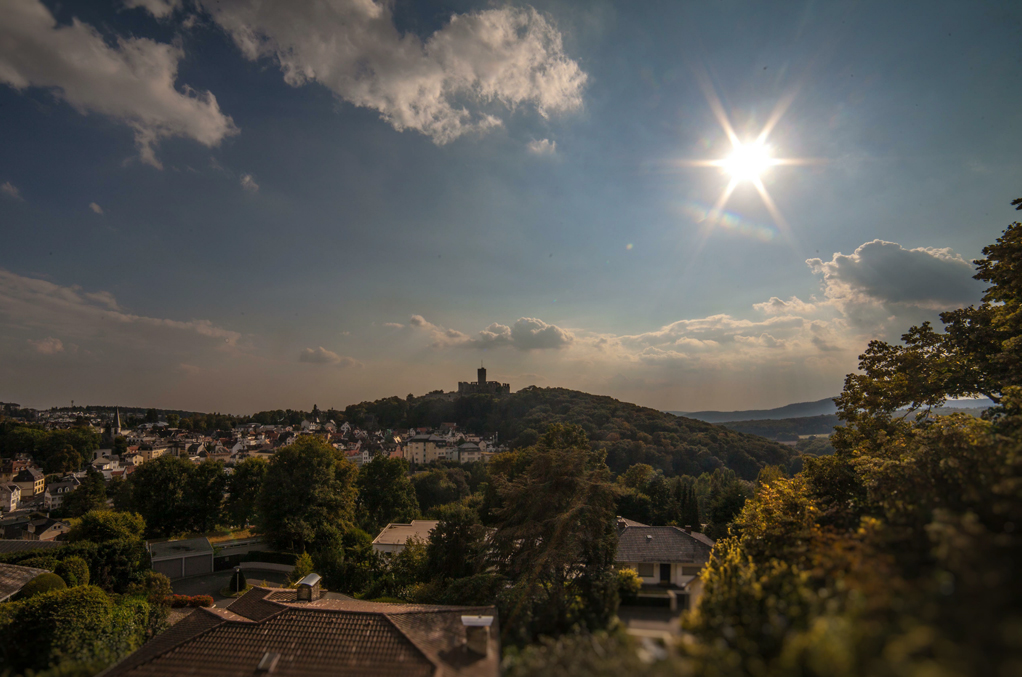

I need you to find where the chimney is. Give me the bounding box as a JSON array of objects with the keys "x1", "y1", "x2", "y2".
[
  {"x1": 461, "y1": 615, "x2": 494, "y2": 656},
  {"x1": 645, "y1": 534, "x2": 653, "y2": 542},
  {"x1": 295, "y1": 573, "x2": 321, "y2": 602}
]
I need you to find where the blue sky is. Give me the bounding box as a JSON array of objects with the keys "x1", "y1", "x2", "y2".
[{"x1": 1, "y1": 0, "x2": 1019, "y2": 413}]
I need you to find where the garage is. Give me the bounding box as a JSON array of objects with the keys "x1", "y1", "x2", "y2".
[{"x1": 149, "y1": 537, "x2": 214, "y2": 580}]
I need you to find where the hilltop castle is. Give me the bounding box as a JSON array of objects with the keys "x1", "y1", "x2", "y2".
[{"x1": 458, "y1": 366, "x2": 510, "y2": 396}]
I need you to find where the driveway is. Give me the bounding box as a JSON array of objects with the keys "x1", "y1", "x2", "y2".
[
  {"x1": 618, "y1": 606, "x2": 683, "y2": 639},
  {"x1": 171, "y1": 570, "x2": 289, "y2": 607}
]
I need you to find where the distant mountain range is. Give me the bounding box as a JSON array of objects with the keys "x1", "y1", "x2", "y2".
[{"x1": 670, "y1": 396, "x2": 995, "y2": 424}]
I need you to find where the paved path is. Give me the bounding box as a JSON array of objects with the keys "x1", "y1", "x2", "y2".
[{"x1": 618, "y1": 607, "x2": 683, "y2": 638}]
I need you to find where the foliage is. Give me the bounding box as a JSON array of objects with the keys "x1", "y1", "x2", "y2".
[
  {"x1": 425, "y1": 503, "x2": 487, "y2": 581},
  {"x1": 488, "y1": 424, "x2": 621, "y2": 647},
  {"x1": 167, "y1": 594, "x2": 214, "y2": 608},
  {"x1": 128, "y1": 455, "x2": 195, "y2": 538},
  {"x1": 257, "y1": 436, "x2": 358, "y2": 553},
  {"x1": 59, "y1": 468, "x2": 108, "y2": 518},
  {"x1": 721, "y1": 414, "x2": 841, "y2": 439},
  {"x1": 227, "y1": 568, "x2": 248, "y2": 594},
  {"x1": 502, "y1": 629, "x2": 679, "y2": 677},
  {"x1": 54, "y1": 556, "x2": 90, "y2": 587},
  {"x1": 355, "y1": 455, "x2": 418, "y2": 534},
  {"x1": 0, "y1": 585, "x2": 151, "y2": 675},
  {"x1": 411, "y1": 467, "x2": 469, "y2": 514},
  {"x1": 126, "y1": 571, "x2": 173, "y2": 609},
  {"x1": 16, "y1": 573, "x2": 67, "y2": 600},
  {"x1": 185, "y1": 459, "x2": 228, "y2": 533},
  {"x1": 347, "y1": 387, "x2": 794, "y2": 480},
  {"x1": 287, "y1": 551, "x2": 315, "y2": 587},
  {"x1": 314, "y1": 528, "x2": 383, "y2": 596},
  {"x1": 67, "y1": 510, "x2": 145, "y2": 543},
  {"x1": 616, "y1": 568, "x2": 642, "y2": 602},
  {"x1": 225, "y1": 457, "x2": 268, "y2": 528},
  {"x1": 615, "y1": 471, "x2": 701, "y2": 529},
  {"x1": 0, "y1": 539, "x2": 149, "y2": 594},
  {"x1": 0, "y1": 424, "x2": 99, "y2": 474}
]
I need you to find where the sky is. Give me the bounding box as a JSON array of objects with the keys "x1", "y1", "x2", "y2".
[{"x1": 1, "y1": 0, "x2": 1020, "y2": 414}]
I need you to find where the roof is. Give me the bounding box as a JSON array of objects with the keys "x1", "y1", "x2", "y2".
[
  {"x1": 13, "y1": 468, "x2": 44, "y2": 481},
  {"x1": 0, "y1": 562, "x2": 48, "y2": 602},
  {"x1": 0, "y1": 539, "x2": 63, "y2": 555},
  {"x1": 372, "y1": 521, "x2": 439, "y2": 547},
  {"x1": 615, "y1": 526, "x2": 715, "y2": 564},
  {"x1": 101, "y1": 586, "x2": 499, "y2": 677},
  {"x1": 150, "y1": 537, "x2": 214, "y2": 560}
]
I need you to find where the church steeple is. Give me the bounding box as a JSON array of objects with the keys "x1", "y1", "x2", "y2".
[{"x1": 113, "y1": 408, "x2": 123, "y2": 435}]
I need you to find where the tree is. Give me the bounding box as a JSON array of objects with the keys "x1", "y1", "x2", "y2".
[
  {"x1": 355, "y1": 455, "x2": 418, "y2": 534},
  {"x1": 129, "y1": 455, "x2": 193, "y2": 537},
  {"x1": 60, "y1": 467, "x2": 108, "y2": 518},
  {"x1": 258, "y1": 436, "x2": 358, "y2": 553},
  {"x1": 67, "y1": 510, "x2": 145, "y2": 543},
  {"x1": 166, "y1": 413, "x2": 180, "y2": 428},
  {"x1": 185, "y1": 459, "x2": 228, "y2": 533},
  {"x1": 411, "y1": 467, "x2": 469, "y2": 513},
  {"x1": 425, "y1": 503, "x2": 486, "y2": 581},
  {"x1": 225, "y1": 457, "x2": 268, "y2": 528},
  {"x1": 488, "y1": 424, "x2": 620, "y2": 647}
]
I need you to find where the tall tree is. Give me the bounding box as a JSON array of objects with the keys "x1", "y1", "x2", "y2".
[
  {"x1": 488, "y1": 424, "x2": 620, "y2": 647},
  {"x1": 130, "y1": 455, "x2": 193, "y2": 537},
  {"x1": 60, "y1": 467, "x2": 107, "y2": 518},
  {"x1": 185, "y1": 459, "x2": 228, "y2": 533},
  {"x1": 258, "y1": 436, "x2": 358, "y2": 553},
  {"x1": 355, "y1": 456, "x2": 418, "y2": 534},
  {"x1": 426, "y1": 503, "x2": 486, "y2": 581},
  {"x1": 225, "y1": 457, "x2": 268, "y2": 528}
]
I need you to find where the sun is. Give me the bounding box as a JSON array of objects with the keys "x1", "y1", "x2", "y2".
[{"x1": 722, "y1": 142, "x2": 773, "y2": 182}]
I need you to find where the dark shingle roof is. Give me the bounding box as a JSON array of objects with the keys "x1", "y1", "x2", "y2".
[
  {"x1": 0, "y1": 539, "x2": 63, "y2": 555},
  {"x1": 102, "y1": 588, "x2": 499, "y2": 677},
  {"x1": 615, "y1": 526, "x2": 714, "y2": 564}
]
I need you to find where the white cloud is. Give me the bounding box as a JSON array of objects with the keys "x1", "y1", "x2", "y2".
[
  {"x1": 1, "y1": 182, "x2": 22, "y2": 200},
  {"x1": 28, "y1": 337, "x2": 63, "y2": 354},
  {"x1": 199, "y1": 1, "x2": 586, "y2": 144},
  {"x1": 123, "y1": 0, "x2": 182, "y2": 19},
  {"x1": 753, "y1": 295, "x2": 816, "y2": 315},
  {"x1": 89, "y1": 202, "x2": 104, "y2": 214},
  {"x1": 298, "y1": 346, "x2": 361, "y2": 367},
  {"x1": 0, "y1": 268, "x2": 241, "y2": 350},
  {"x1": 0, "y1": 0, "x2": 238, "y2": 168},
  {"x1": 410, "y1": 315, "x2": 574, "y2": 350},
  {"x1": 239, "y1": 174, "x2": 259, "y2": 192},
  {"x1": 527, "y1": 138, "x2": 556, "y2": 155}
]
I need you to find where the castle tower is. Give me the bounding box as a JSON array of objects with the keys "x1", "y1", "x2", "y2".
[{"x1": 478, "y1": 366, "x2": 486, "y2": 385}]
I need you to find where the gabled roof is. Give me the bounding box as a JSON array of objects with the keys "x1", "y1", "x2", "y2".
[
  {"x1": 615, "y1": 526, "x2": 714, "y2": 564},
  {"x1": 101, "y1": 587, "x2": 499, "y2": 677}
]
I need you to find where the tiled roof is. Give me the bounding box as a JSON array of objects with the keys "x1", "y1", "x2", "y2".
[
  {"x1": 0, "y1": 563, "x2": 48, "y2": 601},
  {"x1": 0, "y1": 539, "x2": 62, "y2": 555},
  {"x1": 102, "y1": 587, "x2": 499, "y2": 677},
  {"x1": 615, "y1": 526, "x2": 715, "y2": 564}
]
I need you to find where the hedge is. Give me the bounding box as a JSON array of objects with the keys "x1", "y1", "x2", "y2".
[
  {"x1": 167, "y1": 594, "x2": 213, "y2": 608},
  {"x1": 16, "y1": 573, "x2": 67, "y2": 600},
  {"x1": 56, "y1": 556, "x2": 90, "y2": 587},
  {"x1": 0, "y1": 539, "x2": 148, "y2": 593}
]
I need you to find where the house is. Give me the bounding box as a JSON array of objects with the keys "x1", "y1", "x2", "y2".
[
  {"x1": 614, "y1": 520, "x2": 715, "y2": 608},
  {"x1": 12, "y1": 468, "x2": 44, "y2": 498},
  {"x1": 149, "y1": 537, "x2": 214, "y2": 580},
  {"x1": 0, "y1": 457, "x2": 30, "y2": 483},
  {"x1": 13, "y1": 517, "x2": 71, "y2": 541},
  {"x1": 43, "y1": 476, "x2": 81, "y2": 511},
  {"x1": 0, "y1": 484, "x2": 20, "y2": 513},
  {"x1": 102, "y1": 582, "x2": 499, "y2": 676},
  {"x1": 371, "y1": 520, "x2": 439, "y2": 556}
]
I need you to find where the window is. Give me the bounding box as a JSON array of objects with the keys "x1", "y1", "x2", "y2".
[{"x1": 637, "y1": 563, "x2": 655, "y2": 577}]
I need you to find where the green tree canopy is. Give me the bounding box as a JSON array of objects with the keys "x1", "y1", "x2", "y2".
[
  {"x1": 225, "y1": 457, "x2": 268, "y2": 528},
  {"x1": 129, "y1": 455, "x2": 193, "y2": 538},
  {"x1": 67, "y1": 510, "x2": 146, "y2": 543},
  {"x1": 258, "y1": 436, "x2": 358, "y2": 553},
  {"x1": 355, "y1": 455, "x2": 418, "y2": 534}
]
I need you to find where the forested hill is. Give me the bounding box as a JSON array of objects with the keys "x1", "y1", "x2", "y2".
[{"x1": 345, "y1": 387, "x2": 794, "y2": 480}]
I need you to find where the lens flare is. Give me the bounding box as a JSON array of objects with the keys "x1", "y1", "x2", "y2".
[{"x1": 722, "y1": 143, "x2": 773, "y2": 182}]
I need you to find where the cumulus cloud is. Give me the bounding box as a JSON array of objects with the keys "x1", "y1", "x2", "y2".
[
  {"x1": 28, "y1": 337, "x2": 63, "y2": 354},
  {"x1": 89, "y1": 202, "x2": 103, "y2": 214},
  {"x1": 0, "y1": 268, "x2": 241, "y2": 349},
  {"x1": 753, "y1": 295, "x2": 816, "y2": 315},
  {"x1": 1, "y1": 182, "x2": 22, "y2": 200},
  {"x1": 298, "y1": 346, "x2": 361, "y2": 367},
  {"x1": 197, "y1": 1, "x2": 586, "y2": 144},
  {"x1": 0, "y1": 0, "x2": 238, "y2": 167},
  {"x1": 409, "y1": 315, "x2": 574, "y2": 350},
  {"x1": 807, "y1": 240, "x2": 982, "y2": 311},
  {"x1": 527, "y1": 138, "x2": 556, "y2": 155}
]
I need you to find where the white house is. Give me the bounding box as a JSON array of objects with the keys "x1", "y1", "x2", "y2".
[
  {"x1": 0, "y1": 484, "x2": 21, "y2": 512},
  {"x1": 614, "y1": 521, "x2": 715, "y2": 608},
  {"x1": 43, "y1": 476, "x2": 81, "y2": 511}
]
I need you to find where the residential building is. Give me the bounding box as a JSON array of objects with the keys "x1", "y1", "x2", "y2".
[
  {"x1": 102, "y1": 583, "x2": 499, "y2": 676},
  {"x1": 614, "y1": 520, "x2": 715, "y2": 608},
  {"x1": 43, "y1": 476, "x2": 81, "y2": 511},
  {"x1": 371, "y1": 520, "x2": 439, "y2": 556},
  {"x1": 12, "y1": 468, "x2": 44, "y2": 498},
  {"x1": 0, "y1": 485, "x2": 19, "y2": 513}
]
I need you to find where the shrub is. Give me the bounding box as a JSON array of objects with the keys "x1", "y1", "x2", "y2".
[
  {"x1": 0, "y1": 585, "x2": 151, "y2": 674},
  {"x1": 56, "y1": 556, "x2": 90, "y2": 587},
  {"x1": 617, "y1": 567, "x2": 643, "y2": 602},
  {"x1": 188, "y1": 595, "x2": 214, "y2": 608},
  {"x1": 167, "y1": 594, "x2": 213, "y2": 608},
  {"x1": 228, "y1": 568, "x2": 247, "y2": 594},
  {"x1": 126, "y1": 571, "x2": 173, "y2": 607},
  {"x1": 67, "y1": 510, "x2": 145, "y2": 543},
  {"x1": 16, "y1": 573, "x2": 67, "y2": 600},
  {"x1": 0, "y1": 539, "x2": 148, "y2": 593},
  {"x1": 19, "y1": 556, "x2": 59, "y2": 571},
  {"x1": 287, "y1": 551, "x2": 315, "y2": 587}
]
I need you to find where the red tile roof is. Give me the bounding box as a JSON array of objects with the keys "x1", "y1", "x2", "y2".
[{"x1": 101, "y1": 587, "x2": 499, "y2": 677}]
